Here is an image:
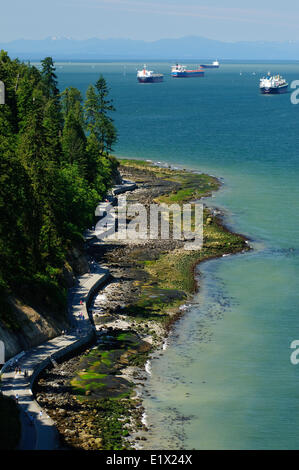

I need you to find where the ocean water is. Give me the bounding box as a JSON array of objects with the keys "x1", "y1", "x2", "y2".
[{"x1": 56, "y1": 62, "x2": 299, "y2": 449}]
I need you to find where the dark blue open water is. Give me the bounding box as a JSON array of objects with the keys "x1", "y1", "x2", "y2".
[{"x1": 56, "y1": 62, "x2": 299, "y2": 449}]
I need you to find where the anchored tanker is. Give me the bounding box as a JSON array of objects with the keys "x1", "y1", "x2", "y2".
[
  {"x1": 260, "y1": 74, "x2": 288, "y2": 94},
  {"x1": 171, "y1": 64, "x2": 204, "y2": 78},
  {"x1": 200, "y1": 60, "x2": 220, "y2": 69},
  {"x1": 137, "y1": 65, "x2": 163, "y2": 83}
]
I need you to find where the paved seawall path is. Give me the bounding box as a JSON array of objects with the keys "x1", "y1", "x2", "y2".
[{"x1": 0, "y1": 180, "x2": 137, "y2": 450}]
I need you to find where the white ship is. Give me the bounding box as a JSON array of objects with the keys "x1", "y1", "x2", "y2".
[
  {"x1": 260, "y1": 74, "x2": 288, "y2": 94},
  {"x1": 137, "y1": 65, "x2": 163, "y2": 83}
]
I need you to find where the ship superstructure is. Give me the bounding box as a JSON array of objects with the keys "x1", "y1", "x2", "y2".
[
  {"x1": 137, "y1": 65, "x2": 164, "y2": 83},
  {"x1": 260, "y1": 74, "x2": 288, "y2": 94}
]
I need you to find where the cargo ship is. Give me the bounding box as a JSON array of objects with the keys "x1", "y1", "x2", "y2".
[
  {"x1": 171, "y1": 64, "x2": 204, "y2": 78},
  {"x1": 200, "y1": 60, "x2": 220, "y2": 69},
  {"x1": 259, "y1": 74, "x2": 288, "y2": 94},
  {"x1": 137, "y1": 65, "x2": 163, "y2": 83}
]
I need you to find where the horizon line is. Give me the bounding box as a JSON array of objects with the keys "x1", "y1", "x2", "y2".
[{"x1": 1, "y1": 35, "x2": 299, "y2": 44}]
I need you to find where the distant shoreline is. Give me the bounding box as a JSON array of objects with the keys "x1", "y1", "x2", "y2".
[{"x1": 2, "y1": 35, "x2": 299, "y2": 63}]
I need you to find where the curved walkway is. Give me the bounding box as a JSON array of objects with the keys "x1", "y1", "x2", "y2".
[{"x1": 0, "y1": 180, "x2": 137, "y2": 450}]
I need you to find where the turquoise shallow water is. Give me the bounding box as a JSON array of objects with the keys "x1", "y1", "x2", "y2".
[{"x1": 57, "y1": 62, "x2": 299, "y2": 449}]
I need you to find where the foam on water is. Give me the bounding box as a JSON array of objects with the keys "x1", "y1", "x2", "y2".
[{"x1": 145, "y1": 360, "x2": 152, "y2": 376}]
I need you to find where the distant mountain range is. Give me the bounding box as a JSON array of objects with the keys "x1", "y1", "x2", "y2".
[{"x1": 1, "y1": 36, "x2": 299, "y2": 61}]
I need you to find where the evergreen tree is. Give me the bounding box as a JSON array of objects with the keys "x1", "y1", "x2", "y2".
[
  {"x1": 85, "y1": 130, "x2": 106, "y2": 190},
  {"x1": 84, "y1": 75, "x2": 117, "y2": 155},
  {"x1": 39, "y1": 57, "x2": 63, "y2": 163},
  {"x1": 16, "y1": 66, "x2": 42, "y2": 131},
  {"x1": 61, "y1": 110, "x2": 87, "y2": 174},
  {"x1": 84, "y1": 84, "x2": 98, "y2": 131},
  {"x1": 17, "y1": 88, "x2": 63, "y2": 271},
  {"x1": 0, "y1": 50, "x2": 22, "y2": 133},
  {"x1": 43, "y1": 98, "x2": 63, "y2": 164},
  {"x1": 40, "y1": 57, "x2": 59, "y2": 99},
  {"x1": 61, "y1": 87, "x2": 83, "y2": 124},
  {"x1": 0, "y1": 133, "x2": 31, "y2": 287},
  {"x1": 95, "y1": 76, "x2": 117, "y2": 154}
]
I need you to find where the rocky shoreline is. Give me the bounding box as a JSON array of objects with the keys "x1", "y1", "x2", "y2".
[{"x1": 34, "y1": 160, "x2": 249, "y2": 450}]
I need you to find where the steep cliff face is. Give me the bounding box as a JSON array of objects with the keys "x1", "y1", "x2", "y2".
[
  {"x1": 0, "y1": 245, "x2": 90, "y2": 362},
  {"x1": 0, "y1": 298, "x2": 66, "y2": 360},
  {"x1": 66, "y1": 246, "x2": 90, "y2": 282}
]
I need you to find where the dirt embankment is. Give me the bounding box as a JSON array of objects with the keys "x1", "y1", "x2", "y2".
[{"x1": 0, "y1": 244, "x2": 90, "y2": 360}]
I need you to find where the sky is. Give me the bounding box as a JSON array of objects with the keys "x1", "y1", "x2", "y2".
[{"x1": 1, "y1": 0, "x2": 299, "y2": 43}]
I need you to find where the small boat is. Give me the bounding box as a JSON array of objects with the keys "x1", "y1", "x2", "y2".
[{"x1": 137, "y1": 65, "x2": 163, "y2": 83}]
